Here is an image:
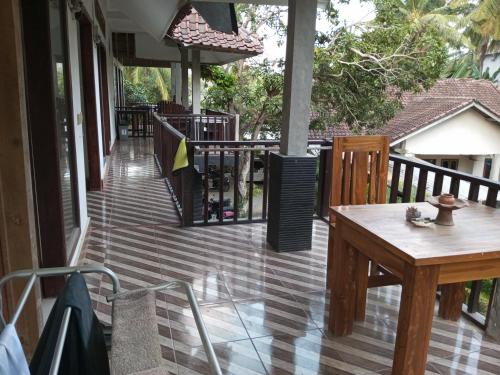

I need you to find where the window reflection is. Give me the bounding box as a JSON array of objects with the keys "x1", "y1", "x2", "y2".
[{"x1": 50, "y1": 0, "x2": 79, "y2": 253}]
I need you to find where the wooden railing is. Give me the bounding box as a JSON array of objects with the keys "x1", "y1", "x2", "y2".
[{"x1": 116, "y1": 103, "x2": 158, "y2": 137}]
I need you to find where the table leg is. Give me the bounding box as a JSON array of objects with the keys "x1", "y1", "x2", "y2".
[
  {"x1": 329, "y1": 222, "x2": 357, "y2": 336},
  {"x1": 355, "y1": 252, "x2": 369, "y2": 321},
  {"x1": 392, "y1": 264, "x2": 439, "y2": 375},
  {"x1": 439, "y1": 283, "x2": 466, "y2": 321}
]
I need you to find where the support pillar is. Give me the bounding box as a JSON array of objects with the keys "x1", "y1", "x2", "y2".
[
  {"x1": 172, "y1": 63, "x2": 182, "y2": 105},
  {"x1": 490, "y1": 154, "x2": 500, "y2": 181},
  {"x1": 266, "y1": 0, "x2": 318, "y2": 252},
  {"x1": 471, "y1": 156, "x2": 486, "y2": 177},
  {"x1": 192, "y1": 49, "x2": 201, "y2": 114},
  {"x1": 180, "y1": 48, "x2": 189, "y2": 109}
]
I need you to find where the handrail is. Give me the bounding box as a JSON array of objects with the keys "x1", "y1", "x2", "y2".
[
  {"x1": 390, "y1": 154, "x2": 500, "y2": 189},
  {"x1": 0, "y1": 266, "x2": 121, "y2": 375},
  {"x1": 0, "y1": 265, "x2": 121, "y2": 328},
  {"x1": 154, "y1": 113, "x2": 186, "y2": 140}
]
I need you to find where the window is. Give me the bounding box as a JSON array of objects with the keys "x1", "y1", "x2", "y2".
[
  {"x1": 483, "y1": 158, "x2": 492, "y2": 178},
  {"x1": 441, "y1": 159, "x2": 459, "y2": 170},
  {"x1": 423, "y1": 159, "x2": 436, "y2": 165}
]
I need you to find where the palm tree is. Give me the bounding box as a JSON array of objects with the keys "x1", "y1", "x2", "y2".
[
  {"x1": 394, "y1": 0, "x2": 471, "y2": 48},
  {"x1": 467, "y1": 0, "x2": 500, "y2": 70},
  {"x1": 124, "y1": 66, "x2": 171, "y2": 102},
  {"x1": 443, "y1": 50, "x2": 500, "y2": 80}
]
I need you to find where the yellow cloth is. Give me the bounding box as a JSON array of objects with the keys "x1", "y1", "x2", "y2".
[{"x1": 172, "y1": 138, "x2": 189, "y2": 173}]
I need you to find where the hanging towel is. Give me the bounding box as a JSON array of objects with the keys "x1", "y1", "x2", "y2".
[
  {"x1": 30, "y1": 273, "x2": 110, "y2": 375},
  {"x1": 111, "y1": 290, "x2": 162, "y2": 375},
  {"x1": 0, "y1": 324, "x2": 30, "y2": 375},
  {"x1": 172, "y1": 138, "x2": 189, "y2": 174}
]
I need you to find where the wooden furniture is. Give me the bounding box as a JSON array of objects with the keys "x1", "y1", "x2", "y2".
[
  {"x1": 329, "y1": 202, "x2": 500, "y2": 375},
  {"x1": 327, "y1": 136, "x2": 394, "y2": 311}
]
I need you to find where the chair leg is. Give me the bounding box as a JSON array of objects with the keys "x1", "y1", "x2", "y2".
[
  {"x1": 370, "y1": 261, "x2": 381, "y2": 276},
  {"x1": 327, "y1": 227, "x2": 335, "y2": 289}
]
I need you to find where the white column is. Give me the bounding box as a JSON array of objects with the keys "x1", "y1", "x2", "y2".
[
  {"x1": 490, "y1": 154, "x2": 500, "y2": 181},
  {"x1": 180, "y1": 48, "x2": 189, "y2": 109},
  {"x1": 280, "y1": 0, "x2": 318, "y2": 156},
  {"x1": 172, "y1": 63, "x2": 182, "y2": 105},
  {"x1": 191, "y1": 50, "x2": 201, "y2": 114},
  {"x1": 471, "y1": 156, "x2": 486, "y2": 177}
]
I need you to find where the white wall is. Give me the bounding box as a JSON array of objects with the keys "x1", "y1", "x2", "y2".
[
  {"x1": 484, "y1": 53, "x2": 500, "y2": 85},
  {"x1": 401, "y1": 108, "x2": 500, "y2": 155},
  {"x1": 107, "y1": 37, "x2": 117, "y2": 147},
  {"x1": 63, "y1": 0, "x2": 116, "y2": 262},
  {"x1": 135, "y1": 32, "x2": 180, "y2": 61},
  {"x1": 66, "y1": 5, "x2": 88, "y2": 230},
  {"x1": 413, "y1": 154, "x2": 476, "y2": 175}
]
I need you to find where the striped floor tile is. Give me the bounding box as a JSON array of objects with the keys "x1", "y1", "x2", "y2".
[{"x1": 80, "y1": 138, "x2": 500, "y2": 374}]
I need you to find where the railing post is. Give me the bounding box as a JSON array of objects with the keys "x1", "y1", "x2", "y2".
[
  {"x1": 316, "y1": 147, "x2": 331, "y2": 218},
  {"x1": 181, "y1": 141, "x2": 195, "y2": 226}
]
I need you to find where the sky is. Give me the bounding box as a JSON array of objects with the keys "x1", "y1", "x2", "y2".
[{"x1": 259, "y1": 0, "x2": 375, "y2": 61}]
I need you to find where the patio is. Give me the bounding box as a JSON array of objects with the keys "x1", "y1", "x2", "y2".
[{"x1": 80, "y1": 138, "x2": 500, "y2": 375}]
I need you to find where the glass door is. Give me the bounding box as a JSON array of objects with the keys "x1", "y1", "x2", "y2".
[{"x1": 49, "y1": 0, "x2": 80, "y2": 254}]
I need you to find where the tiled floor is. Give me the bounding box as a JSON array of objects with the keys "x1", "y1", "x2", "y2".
[{"x1": 80, "y1": 138, "x2": 500, "y2": 374}]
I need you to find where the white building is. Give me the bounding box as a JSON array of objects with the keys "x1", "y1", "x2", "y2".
[{"x1": 382, "y1": 79, "x2": 500, "y2": 181}]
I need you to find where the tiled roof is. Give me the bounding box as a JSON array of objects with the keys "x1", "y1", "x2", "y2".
[
  {"x1": 166, "y1": 5, "x2": 263, "y2": 56},
  {"x1": 308, "y1": 79, "x2": 500, "y2": 141},
  {"x1": 308, "y1": 123, "x2": 351, "y2": 140}
]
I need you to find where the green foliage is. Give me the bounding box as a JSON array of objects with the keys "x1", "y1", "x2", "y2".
[
  {"x1": 312, "y1": 0, "x2": 448, "y2": 133},
  {"x1": 203, "y1": 63, "x2": 284, "y2": 139},
  {"x1": 124, "y1": 79, "x2": 148, "y2": 104},
  {"x1": 444, "y1": 51, "x2": 500, "y2": 79},
  {"x1": 123, "y1": 67, "x2": 171, "y2": 104}
]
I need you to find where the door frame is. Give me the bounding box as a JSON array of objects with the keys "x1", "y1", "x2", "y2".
[
  {"x1": 77, "y1": 11, "x2": 103, "y2": 191},
  {"x1": 97, "y1": 43, "x2": 111, "y2": 155}
]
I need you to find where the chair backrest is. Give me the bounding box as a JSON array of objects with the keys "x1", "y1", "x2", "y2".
[{"x1": 330, "y1": 136, "x2": 390, "y2": 207}]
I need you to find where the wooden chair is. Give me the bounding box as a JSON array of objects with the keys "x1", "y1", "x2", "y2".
[{"x1": 327, "y1": 135, "x2": 400, "y2": 320}]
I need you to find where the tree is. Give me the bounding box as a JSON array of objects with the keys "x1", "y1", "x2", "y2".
[
  {"x1": 443, "y1": 51, "x2": 500, "y2": 80},
  {"x1": 123, "y1": 66, "x2": 171, "y2": 104},
  {"x1": 311, "y1": 0, "x2": 448, "y2": 133},
  {"x1": 466, "y1": 0, "x2": 500, "y2": 70},
  {"x1": 386, "y1": 0, "x2": 471, "y2": 48},
  {"x1": 203, "y1": 63, "x2": 283, "y2": 210},
  {"x1": 202, "y1": 4, "x2": 287, "y2": 210}
]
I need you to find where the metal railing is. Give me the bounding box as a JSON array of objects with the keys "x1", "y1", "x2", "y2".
[{"x1": 0, "y1": 265, "x2": 222, "y2": 375}]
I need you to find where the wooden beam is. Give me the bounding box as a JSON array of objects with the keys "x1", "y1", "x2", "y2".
[{"x1": 0, "y1": 0, "x2": 41, "y2": 357}]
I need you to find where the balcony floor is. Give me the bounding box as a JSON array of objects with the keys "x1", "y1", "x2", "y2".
[{"x1": 80, "y1": 138, "x2": 500, "y2": 375}]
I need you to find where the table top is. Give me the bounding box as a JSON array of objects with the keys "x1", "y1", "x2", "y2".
[{"x1": 331, "y1": 202, "x2": 500, "y2": 266}]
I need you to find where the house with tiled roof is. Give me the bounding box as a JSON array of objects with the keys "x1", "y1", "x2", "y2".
[
  {"x1": 384, "y1": 79, "x2": 500, "y2": 180},
  {"x1": 309, "y1": 79, "x2": 500, "y2": 180}
]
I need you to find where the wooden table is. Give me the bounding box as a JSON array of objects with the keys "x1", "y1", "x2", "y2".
[{"x1": 328, "y1": 202, "x2": 500, "y2": 375}]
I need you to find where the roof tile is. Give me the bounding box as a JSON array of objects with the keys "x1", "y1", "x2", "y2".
[
  {"x1": 166, "y1": 5, "x2": 263, "y2": 56},
  {"x1": 309, "y1": 79, "x2": 500, "y2": 141}
]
